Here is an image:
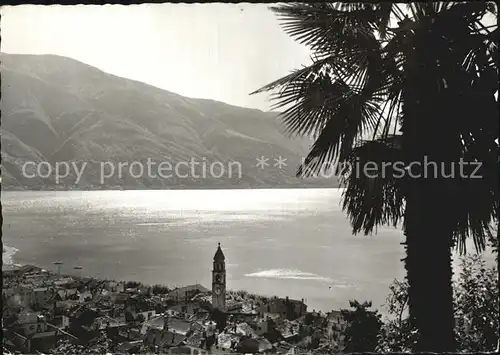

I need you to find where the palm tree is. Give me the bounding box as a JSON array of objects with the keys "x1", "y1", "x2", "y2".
[{"x1": 252, "y1": 3, "x2": 498, "y2": 351}]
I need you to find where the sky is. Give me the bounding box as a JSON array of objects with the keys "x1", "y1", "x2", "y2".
[
  {"x1": 1, "y1": 4, "x2": 312, "y2": 111},
  {"x1": 2, "y1": 4, "x2": 496, "y2": 112}
]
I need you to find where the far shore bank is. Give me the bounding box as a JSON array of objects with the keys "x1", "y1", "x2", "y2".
[
  {"x1": 1, "y1": 184, "x2": 342, "y2": 192},
  {"x1": 2, "y1": 261, "x2": 279, "y2": 307},
  {"x1": 2, "y1": 245, "x2": 20, "y2": 267}
]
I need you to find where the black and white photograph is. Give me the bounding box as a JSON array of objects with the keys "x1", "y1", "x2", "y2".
[{"x1": 1, "y1": 2, "x2": 498, "y2": 354}]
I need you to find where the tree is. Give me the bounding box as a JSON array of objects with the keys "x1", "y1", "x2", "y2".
[
  {"x1": 454, "y1": 254, "x2": 499, "y2": 352},
  {"x1": 379, "y1": 254, "x2": 499, "y2": 352},
  {"x1": 152, "y1": 284, "x2": 170, "y2": 295},
  {"x1": 341, "y1": 300, "x2": 383, "y2": 352},
  {"x1": 124, "y1": 281, "x2": 142, "y2": 289},
  {"x1": 377, "y1": 279, "x2": 417, "y2": 352},
  {"x1": 252, "y1": 3, "x2": 498, "y2": 351}
]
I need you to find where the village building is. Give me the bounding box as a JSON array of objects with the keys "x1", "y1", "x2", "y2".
[
  {"x1": 167, "y1": 284, "x2": 210, "y2": 303},
  {"x1": 212, "y1": 243, "x2": 226, "y2": 311},
  {"x1": 257, "y1": 297, "x2": 307, "y2": 320}
]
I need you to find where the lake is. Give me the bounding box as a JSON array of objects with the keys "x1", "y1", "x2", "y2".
[{"x1": 1, "y1": 188, "x2": 488, "y2": 314}]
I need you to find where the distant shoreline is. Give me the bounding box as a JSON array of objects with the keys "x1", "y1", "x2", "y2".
[
  {"x1": 1, "y1": 260, "x2": 274, "y2": 306},
  {"x1": 1, "y1": 185, "x2": 343, "y2": 192},
  {"x1": 2, "y1": 244, "x2": 20, "y2": 266}
]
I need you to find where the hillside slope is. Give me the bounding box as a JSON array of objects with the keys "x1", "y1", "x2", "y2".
[{"x1": 0, "y1": 53, "x2": 338, "y2": 190}]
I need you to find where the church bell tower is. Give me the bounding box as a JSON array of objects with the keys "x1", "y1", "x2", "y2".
[{"x1": 212, "y1": 243, "x2": 226, "y2": 311}]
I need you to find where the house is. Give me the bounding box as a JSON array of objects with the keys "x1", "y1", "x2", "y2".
[
  {"x1": 169, "y1": 318, "x2": 194, "y2": 336},
  {"x1": 275, "y1": 319, "x2": 299, "y2": 340},
  {"x1": 115, "y1": 340, "x2": 143, "y2": 353},
  {"x1": 167, "y1": 302, "x2": 202, "y2": 317},
  {"x1": 78, "y1": 290, "x2": 92, "y2": 303},
  {"x1": 17, "y1": 308, "x2": 38, "y2": 324},
  {"x1": 24, "y1": 268, "x2": 49, "y2": 281},
  {"x1": 233, "y1": 322, "x2": 256, "y2": 338},
  {"x1": 10, "y1": 285, "x2": 33, "y2": 307},
  {"x1": 225, "y1": 301, "x2": 243, "y2": 313},
  {"x1": 204, "y1": 320, "x2": 217, "y2": 338},
  {"x1": 11, "y1": 313, "x2": 58, "y2": 352},
  {"x1": 84, "y1": 279, "x2": 102, "y2": 291},
  {"x1": 185, "y1": 330, "x2": 205, "y2": 348},
  {"x1": 56, "y1": 289, "x2": 67, "y2": 301},
  {"x1": 54, "y1": 299, "x2": 78, "y2": 313},
  {"x1": 7, "y1": 331, "x2": 32, "y2": 353},
  {"x1": 137, "y1": 310, "x2": 156, "y2": 321},
  {"x1": 3, "y1": 285, "x2": 17, "y2": 298},
  {"x1": 140, "y1": 315, "x2": 192, "y2": 336},
  {"x1": 188, "y1": 310, "x2": 211, "y2": 325},
  {"x1": 51, "y1": 315, "x2": 71, "y2": 329},
  {"x1": 310, "y1": 313, "x2": 326, "y2": 329},
  {"x1": 70, "y1": 308, "x2": 100, "y2": 331},
  {"x1": 15, "y1": 265, "x2": 42, "y2": 277},
  {"x1": 124, "y1": 301, "x2": 157, "y2": 322},
  {"x1": 32, "y1": 287, "x2": 52, "y2": 308},
  {"x1": 326, "y1": 310, "x2": 346, "y2": 349},
  {"x1": 53, "y1": 288, "x2": 81, "y2": 303},
  {"x1": 144, "y1": 328, "x2": 186, "y2": 349},
  {"x1": 113, "y1": 292, "x2": 131, "y2": 304},
  {"x1": 326, "y1": 310, "x2": 346, "y2": 326},
  {"x1": 240, "y1": 302, "x2": 256, "y2": 314},
  {"x1": 275, "y1": 341, "x2": 296, "y2": 355},
  {"x1": 2, "y1": 264, "x2": 22, "y2": 277},
  {"x1": 65, "y1": 288, "x2": 79, "y2": 301},
  {"x1": 100, "y1": 289, "x2": 112, "y2": 298},
  {"x1": 29, "y1": 330, "x2": 59, "y2": 353},
  {"x1": 255, "y1": 318, "x2": 285, "y2": 343},
  {"x1": 138, "y1": 285, "x2": 152, "y2": 296},
  {"x1": 237, "y1": 337, "x2": 273, "y2": 353},
  {"x1": 256, "y1": 318, "x2": 272, "y2": 335},
  {"x1": 257, "y1": 297, "x2": 307, "y2": 320},
  {"x1": 15, "y1": 309, "x2": 48, "y2": 336},
  {"x1": 168, "y1": 284, "x2": 210, "y2": 302},
  {"x1": 107, "y1": 282, "x2": 125, "y2": 293},
  {"x1": 217, "y1": 332, "x2": 241, "y2": 351},
  {"x1": 92, "y1": 316, "x2": 127, "y2": 330},
  {"x1": 53, "y1": 278, "x2": 74, "y2": 288},
  {"x1": 118, "y1": 327, "x2": 143, "y2": 341},
  {"x1": 169, "y1": 345, "x2": 210, "y2": 354}
]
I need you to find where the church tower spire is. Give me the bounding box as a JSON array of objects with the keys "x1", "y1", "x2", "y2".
[{"x1": 212, "y1": 242, "x2": 226, "y2": 311}]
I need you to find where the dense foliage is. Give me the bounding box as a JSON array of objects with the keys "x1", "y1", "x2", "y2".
[
  {"x1": 341, "y1": 300, "x2": 383, "y2": 352},
  {"x1": 454, "y1": 254, "x2": 499, "y2": 352},
  {"x1": 376, "y1": 254, "x2": 499, "y2": 352}
]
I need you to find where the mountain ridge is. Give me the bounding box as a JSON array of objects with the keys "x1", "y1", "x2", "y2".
[{"x1": 0, "y1": 53, "x2": 339, "y2": 190}]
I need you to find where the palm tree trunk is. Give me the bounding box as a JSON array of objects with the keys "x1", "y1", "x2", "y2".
[
  {"x1": 400, "y1": 21, "x2": 459, "y2": 351},
  {"x1": 496, "y1": 223, "x2": 500, "y2": 353},
  {"x1": 404, "y1": 187, "x2": 456, "y2": 351}
]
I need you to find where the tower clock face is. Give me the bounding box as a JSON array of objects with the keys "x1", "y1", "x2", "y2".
[{"x1": 215, "y1": 274, "x2": 222, "y2": 283}]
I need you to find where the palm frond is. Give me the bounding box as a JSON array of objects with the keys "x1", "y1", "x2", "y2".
[
  {"x1": 250, "y1": 51, "x2": 355, "y2": 95},
  {"x1": 296, "y1": 92, "x2": 381, "y2": 177},
  {"x1": 375, "y1": 3, "x2": 393, "y2": 40},
  {"x1": 449, "y1": 141, "x2": 499, "y2": 254},
  {"x1": 340, "y1": 135, "x2": 405, "y2": 235},
  {"x1": 486, "y1": 1, "x2": 498, "y2": 15},
  {"x1": 269, "y1": 3, "x2": 381, "y2": 55}
]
